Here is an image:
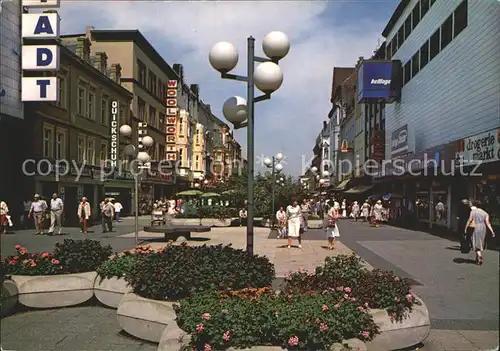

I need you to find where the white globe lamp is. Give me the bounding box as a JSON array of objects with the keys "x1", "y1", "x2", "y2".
[
  {"x1": 263, "y1": 157, "x2": 272, "y2": 167},
  {"x1": 199, "y1": 176, "x2": 204, "y2": 181},
  {"x1": 319, "y1": 179, "x2": 325, "y2": 184},
  {"x1": 254, "y1": 62, "x2": 283, "y2": 93},
  {"x1": 222, "y1": 96, "x2": 248, "y2": 124},
  {"x1": 137, "y1": 151, "x2": 150, "y2": 163},
  {"x1": 204, "y1": 179, "x2": 209, "y2": 185},
  {"x1": 275, "y1": 152, "x2": 284, "y2": 161},
  {"x1": 141, "y1": 135, "x2": 154, "y2": 147},
  {"x1": 194, "y1": 183, "x2": 200, "y2": 188},
  {"x1": 311, "y1": 166, "x2": 318, "y2": 173},
  {"x1": 280, "y1": 177, "x2": 284, "y2": 181},
  {"x1": 275, "y1": 163, "x2": 283, "y2": 172},
  {"x1": 119, "y1": 124, "x2": 132, "y2": 137},
  {"x1": 209, "y1": 42, "x2": 238, "y2": 73},
  {"x1": 262, "y1": 31, "x2": 290, "y2": 60},
  {"x1": 323, "y1": 171, "x2": 330, "y2": 177}
]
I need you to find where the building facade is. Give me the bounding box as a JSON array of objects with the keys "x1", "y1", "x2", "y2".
[
  {"x1": 375, "y1": 0, "x2": 500, "y2": 229},
  {"x1": 0, "y1": 0, "x2": 24, "y2": 209},
  {"x1": 23, "y1": 39, "x2": 133, "y2": 223}
]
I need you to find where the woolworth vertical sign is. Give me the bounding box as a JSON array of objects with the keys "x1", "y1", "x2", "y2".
[
  {"x1": 165, "y1": 80, "x2": 178, "y2": 161},
  {"x1": 21, "y1": 0, "x2": 61, "y2": 101}
]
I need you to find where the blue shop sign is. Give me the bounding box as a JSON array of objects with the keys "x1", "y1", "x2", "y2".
[{"x1": 357, "y1": 60, "x2": 402, "y2": 104}]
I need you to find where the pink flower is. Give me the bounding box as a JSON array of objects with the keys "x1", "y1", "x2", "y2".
[
  {"x1": 334, "y1": 303, "x2": 340, "y2": 309},
  {"x1": 394, "y1": 276, "x2": 400, "y2": 281},
  {"x1": 201, "y1": 313, "x2": 211, "y2": 320},
  {"x1": 321, "y1": 304, "x2": 328, "y2": 311},
  {"x1": 196, "y1": 323, "x2": 205, "y2": 333},
  {"x1": 288, "y1": 336, "x2": 299, "y2": 346},
  {"x1": 285, "y1": 273, "x2": 292, "y2": 280},
  {"x1": 298, "y1": 266, "x2": 304, "y2": 271},
  {"x1": 223, "y1": 330, "x2": 230, "y2": 341},
  {"x1": 344, "y1": 294, "x2": 349, "y2": 299},
  {"x1": 406, "y1": 294, "x2": 413, "y2": 302},
  {"x1": 13, "y1": 255, "x2": 19, "y2": 260},
  {"x1": 336, "y1": 286, "x2": 344, "y2": 291},
  {"x1": 19, "y1": 248, "x2": 27, "y2": 255},
  {"x1": 319, "y1": 323, "x2": 329, "y2": 332},
  {"x1": 30, "y1": 262, "x2": 37, "y2": 268},
  {"x1": 344, "y1": 287, "x2": 352, "y2": 293},
  {"x1": 350, "y1": 297, "x2": 357, "y2": 302},
  {"x1": 204, "y1": 344, "x2": 211, "y2": 351},
  {"x1": 41, "y1": 252, "x2": 50, "y2": 258},
  {"x1": 8, "y1": 260, "x2": 16, "y2": 265},
  {"x1": 362, "y1": 331, "x2": 370, "y2": 338},
  {"x1": 14, "y1": 244, "x2": 21, "y2": 250},
  {"x1": 51, "y1": 259, "x2": 60, "y2": 265},
  {"x1": 357, "y1": 306, "x2": 364, "y2": 311}
]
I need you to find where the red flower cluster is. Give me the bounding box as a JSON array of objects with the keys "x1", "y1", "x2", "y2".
[{"x1": 3, "y1": 244, "x2": 62, "y2": 275}]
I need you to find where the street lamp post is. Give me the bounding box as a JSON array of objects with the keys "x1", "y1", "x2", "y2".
[
  {"x1": 264, "y1": 153, "x2": 284, "y2": 227},
  {"x1": 119, "y1": 124, "x2": 154, "y2": 245},
  {"x1": 209, "y1": 32, "x2": 290, "y2": 254}
]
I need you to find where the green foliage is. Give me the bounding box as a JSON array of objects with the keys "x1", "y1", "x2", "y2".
[
  {"x1": 281, "y1": 254, "x2": 420, "y2": 322},
  {"x1": 2, "y1": 240, "x2": 112, "y2": 276},
  {"x1": 125, "y1": 244, "x2": 275, "y2": 301},
  {"x1": 96, "y1": 245, "x2": 157, "y2": 281},
  {"x1": 175, "y1": 289, "x2": 378, "y2": 350}
]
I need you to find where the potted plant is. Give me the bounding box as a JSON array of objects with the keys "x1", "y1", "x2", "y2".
[
  {"x1": 94, "y1": 245, "x2": 155, "y2": 308},
  {"x1": 2, "y1": 239, "x2": 112, "y2": 309},
  {"x1": 116, "y1": 244, "x2": 275, "y2": 343}
]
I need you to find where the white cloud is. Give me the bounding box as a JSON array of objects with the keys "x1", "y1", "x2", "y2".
[{"x1": 59, "y1": 1, "x2": 384, "y2": 176}]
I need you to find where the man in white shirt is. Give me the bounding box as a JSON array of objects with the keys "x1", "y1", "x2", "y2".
[
  {"x1": 48, "y1": 193, "x2": 64, "y2": 235},
  {"x1": 21, "y1": 199, "x2": 31, "y2": 228},
  {"x1": 29, "y1": 194, "x2": 47, "y2": 235},
  {"x1": 113, "y1": 200, "x2": 123, "y2": 222}
]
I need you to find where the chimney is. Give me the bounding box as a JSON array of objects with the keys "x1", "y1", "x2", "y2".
[
  {"x1": 190, "y1": 84, "x2": 199, "y2": 97},
  {"x1": 94, "y1": 52, "x2": 107, "y2": 73},
  {"x1": 85, "y1": 25, "x2": 95, "y2": 40},
  {"x1": 173, "y1": 64, "x2": 184, "y2": 81},
  {"x1": 109, "y1": 64, "x2": 122, "y2": 84},
  {"x1": 76, "y1": 37, "x2": 91, "y2": 62}
]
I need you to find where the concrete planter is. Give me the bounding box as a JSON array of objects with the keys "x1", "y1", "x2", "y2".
[
  {"x1": 94, "y1": 276, "x2": 132, "y2": 309},
  {"x1": 117, "y1": 293, "x2": 177, "y2": 343},
  {"x1": 308, "y1": 219, "x2": 323, "y2": 229},
  {"x1": 366, "y1": 299, "x2": 431, "y2": 351},
  {"x1": 171, "y1": 218, "x2": 200, "y2": 226},
  {"x1": 213, "y1": 218, "x2": 231, "y2": 227},
  {"x1": 157, "y1": 324, "x2": 191, "y2": 351},
  {"x1": 1, "y1": 279, "x2": 19, "y2": 316},
  {"x1": 10, "y1": 271, "x2": 97, "y2": 309},
  {"x1": 201, "y1": 218, "x2": 214, "y2": 226}
]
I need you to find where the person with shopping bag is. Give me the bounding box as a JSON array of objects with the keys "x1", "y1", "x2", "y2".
[{"x1": 0, "y1": 200, "x2": 9, "y2": 234}]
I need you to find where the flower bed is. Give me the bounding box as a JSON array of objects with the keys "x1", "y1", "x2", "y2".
[
  {"x1": 116, "y1": 243, "x2": 275, "y2": 342},
  {"x1": 2, "y1": 239, "x2": 112, "y2": 309},
  {"x1": 94, "y1": 245, "x2": 154, "y2": 308}
]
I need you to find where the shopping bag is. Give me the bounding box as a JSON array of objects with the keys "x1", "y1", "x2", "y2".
[{"x1": 7, "y1": 215, "x2": 13, "y2": 227}]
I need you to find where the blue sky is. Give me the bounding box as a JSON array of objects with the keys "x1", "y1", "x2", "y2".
[{"x1": 58, "y1": 0, "x2": 398, "y2": 176}]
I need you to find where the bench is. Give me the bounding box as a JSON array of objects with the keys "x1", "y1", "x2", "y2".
[{"x1": 143, "y1": 225, "x2": 211, "y2": 241}]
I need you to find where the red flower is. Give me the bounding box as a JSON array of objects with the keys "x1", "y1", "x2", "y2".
[
  {"x1": 8, "y1": 260, "x2": 16, "y2": 265},
  {"x1": 51, "y1": 259, "x2": 60, "y2": 265},
  {"x1": 14, "y1": 244, "x2": 21, "y2": 250},
  {"x1": 41, "y1": 252, "x2": 50, "y2": 259}
]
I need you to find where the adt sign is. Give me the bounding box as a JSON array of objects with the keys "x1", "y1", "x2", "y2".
[
  {"x1": 357, "y1": 60, "x2": 402, "y2": 104},
  {"x1": 21, "y1": 0, "x2": 61, "y2": 102}
]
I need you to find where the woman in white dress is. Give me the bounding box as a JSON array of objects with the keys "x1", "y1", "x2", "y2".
[
  {"x1": 326, "y1": 202, "x2": 340, "y2": 250},
  {"x1": 341, "y1": 199, "x2": 347, "y2": 218},
  {"x1": 286, "y1": 200, "x2": 302, "y2": 249},
  {"x1": 361, "y1": 200, "x2": 371, "y2": 222}
]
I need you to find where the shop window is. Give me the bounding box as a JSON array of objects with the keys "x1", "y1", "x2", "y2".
[
  {"x1": 453, "y1": 0, "x2": 468, "y2": 38},
  {"x1": 404, "y1": 15, "x2": 412, "y2": 40},
  {"x1": 440, "y1": 14, "x2": 453, "y2": 51},
  {"x1": 403, "y1": 61, "x2": 411, "y2": 85},
  {"x1": 412, "y1": 3, "x2": 420, "y2": 29},
  {"x1": 411, "y1": 51, "x2": 420, "y2": 78},
  {"x1": 429, "y1": 29, "x2": 440, "y2": 60},
  {"x1": 421, "y1": 0, "x2": 429, "y2": 17},
  {"x1": 431, "y1": 191, "x2": 448, "y2": 226},
  {"x1": 419, "y1": 40, "x2": 429, "y2": 70},
  {"x1": 397, "y1": 26, "x2": 404, "y2": 49}
]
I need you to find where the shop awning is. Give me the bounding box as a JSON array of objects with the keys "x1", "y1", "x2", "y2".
[
  {"x1": 332, "y1": 179, "x2": 351, "y2": 191},
  {"x1": 344, "y1": 185, "x2": 373, "y2": 194}
]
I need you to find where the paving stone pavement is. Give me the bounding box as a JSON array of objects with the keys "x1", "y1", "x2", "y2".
[{"x1": 1, "y1": 219, "x2": 499, "y2": 350}]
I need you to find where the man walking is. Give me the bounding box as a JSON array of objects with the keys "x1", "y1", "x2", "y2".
[
  {"x1": 101, "y1": 198, "x2": 114, "y2": 233},
  {"x1": 28, "y1": 194, "x2": 47, "y2": 235},
  {"x1": 48, "y1": 193, "x2": 64, "y2": 235},
  {"x1": 113, "y1": 200, "x2": 123, "y2": 222}
]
